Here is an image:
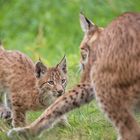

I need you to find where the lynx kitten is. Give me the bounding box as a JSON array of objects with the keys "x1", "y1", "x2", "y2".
[{"x1": 0, "y1": 44, "x2": 68, "y2": 127}]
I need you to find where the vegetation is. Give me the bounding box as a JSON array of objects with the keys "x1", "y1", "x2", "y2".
[{"x1": 0, "y1": 0, "x2": 140, "y2": 139}]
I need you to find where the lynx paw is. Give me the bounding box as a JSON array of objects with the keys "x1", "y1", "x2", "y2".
[
  {"x1": 58, "y1": 116, "x2": 71, "y2": 127},
  {"x1": 7, "y1": 127, "x2": 29, "y2": 139}
]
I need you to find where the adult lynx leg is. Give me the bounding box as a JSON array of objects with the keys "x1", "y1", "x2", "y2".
[
  {"x1": 8, "y1": 83, "x2": 94, "y2": 137},
  {"x1": 4, "y1": 93, "x2": 12, "y2": 110},
  {"x1": 12, "y1": 108, "x2": 26, "y2": 127},
  {"x1": 95, "y1": 86, "x2": 140, "y2": 140},
  {"x1": 0, "y1": 94, "x2": 11, "y2": 120}
]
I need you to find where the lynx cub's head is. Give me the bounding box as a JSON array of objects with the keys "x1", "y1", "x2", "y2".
[
  {"x1": 35, "y1": 56, "x2": 67, "y2": 105},
  {"x1": 80, "y1": 13, "x2": 103, "y2": 70}
]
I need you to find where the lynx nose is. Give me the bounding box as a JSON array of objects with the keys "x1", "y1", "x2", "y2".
[{"x1": 57, "y1": 90, "x2": 63, "y2": 97}]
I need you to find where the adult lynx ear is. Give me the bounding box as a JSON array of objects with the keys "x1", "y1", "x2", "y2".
[
  {"x1": 35, "y1": 60, "x2": 47, "y2": 78},
  {"x1": 80, "y1": 12, "x2": 96, "y2": 32},
  {"x1": 57, "y1": 55, "x2": 67, "y2": 74}
]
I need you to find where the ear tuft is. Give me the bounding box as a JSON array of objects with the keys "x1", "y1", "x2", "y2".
[
  {"x1": 35, "y1": 60, "x2": 47, "y2": 78},
  {"x1": 57, "y1": 55, "x2": 67, "y2": 74},
  {"x1": 80, "y1": 12, "x2": 95, "y2": 32}
]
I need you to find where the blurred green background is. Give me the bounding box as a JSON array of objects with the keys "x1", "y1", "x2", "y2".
[
  {"x1": 0, "y1": 0, "x2": 140, "y2": 140},
  {"x1": 0, "y1": 0, "x2": 140, "y2": 69}
]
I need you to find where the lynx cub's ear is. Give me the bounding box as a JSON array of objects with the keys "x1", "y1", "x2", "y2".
[
  {"x1": 35, "y1": 60, "x2": 47, "y2": 78},
  {"x1": 80, "y1": 12, "x2": 96, "y2": 32},
  {"x1": 57, "y1": 56, "x2": 67, "y2": 74}
]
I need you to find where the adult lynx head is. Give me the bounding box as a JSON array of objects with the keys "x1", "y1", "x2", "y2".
[
  {"x1": 35, "y1": 56, "x2": 67, "y2": 104},
  {"x1": 79, "y1": 13, "x2": 103, "y2": 82}
]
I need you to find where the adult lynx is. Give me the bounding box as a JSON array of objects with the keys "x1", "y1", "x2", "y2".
[
  {"x1": 0, "y1": 44, "x2": 68, "y2": 127},
  {"x1": 9, "y1": 12, "x2": 140, "y2": 140}
]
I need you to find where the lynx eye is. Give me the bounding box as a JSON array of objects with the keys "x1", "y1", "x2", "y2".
[
  {"x1": 61, "y1": 79, "x2": 66, "y2": 84},
  {"x1": 81, "y1": 49, "x2": 88, "y2": 61},
  {"x1": 47, "y1": 80, "x2": 54, "y2": 85},
  {"x1": 82, "y1": 53, "x2": 87, "y2": 60}
]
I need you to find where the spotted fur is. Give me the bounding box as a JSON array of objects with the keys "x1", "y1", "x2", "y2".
[
  {"x1": 0, "y1": 45, "x2": 68, "y2": 127},
  {"x1": 8, "y1": 12, "x2": 140, "y2": 140}
]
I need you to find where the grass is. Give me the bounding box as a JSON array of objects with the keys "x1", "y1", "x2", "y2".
[
  {"x1": 0, "y1": 0, "x2": 140, "y2": 140},
  {"x1": 0, "y1": 102, "x2": 116, "y2": 140}
]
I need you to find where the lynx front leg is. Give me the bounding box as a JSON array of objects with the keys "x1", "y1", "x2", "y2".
[
  {"x1": 108, "y1": 106, "x2": 140, "y2": 140},
  {"x1": 8, "y1": 83, "x2": 94, "y2": 137},
  {"x1": 4, "y1": 93, "x2": 12, "y2": 110},
  {"x1": 12, "y1": 108, "x2": 26, "y2": 127},
  {"x1": 0, "y1": 93, "x2": 12, "y2": 120},
  {"x1": 95, "y1": 86, "x2": 140, "y2": 140}
]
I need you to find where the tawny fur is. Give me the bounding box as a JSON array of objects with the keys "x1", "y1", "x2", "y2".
[
  {"x1": 0, "y1": 45, "x2": 68, "y2": 127},
  {"x1": 8, "y1": 12, "x2": 140, "y2": 140}
]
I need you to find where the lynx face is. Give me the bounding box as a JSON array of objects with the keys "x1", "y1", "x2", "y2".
[
  {"x1": 35, "y1": 56, "x2": 67, "y2": 105},
  {"x1": 79, "y1": 13, "x2": 104, "y2": 82},
  {"x1": 80, "y1": 13, "x2": 104, "y2": 68}
]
